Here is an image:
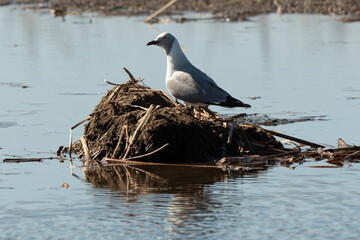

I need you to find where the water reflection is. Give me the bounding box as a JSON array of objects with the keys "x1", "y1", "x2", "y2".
[
  {"x1": 1, "y1": 6, "x2": 360, "y2": 239},
  {"x1": 84, "y1": 163, "x2": 264, "y2": 231},
  {"x1": 85, "y1": 164, "x2": 262, "y2": 193}
]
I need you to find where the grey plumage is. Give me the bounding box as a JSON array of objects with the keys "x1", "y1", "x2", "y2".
[{"x1": 147, "y1": 32, "x2": 251, "y2": 109}]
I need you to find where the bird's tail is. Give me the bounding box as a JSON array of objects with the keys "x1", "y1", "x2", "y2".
[{"x1": 219, "y1": 96, "x2": 251, "y2": 108}]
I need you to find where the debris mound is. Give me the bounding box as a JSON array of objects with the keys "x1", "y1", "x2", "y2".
[{"x1": 78, "y1": 79, "x2": 283, "y2": 163}]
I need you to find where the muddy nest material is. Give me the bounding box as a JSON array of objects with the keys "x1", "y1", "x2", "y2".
[{"x1": 79, "y1": 80, "x2": 282, "y2": 163}]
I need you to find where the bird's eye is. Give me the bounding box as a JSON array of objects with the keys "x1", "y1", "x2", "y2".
[{"x1": 162, "y1": 36, "x2": 166, "y2": 39}]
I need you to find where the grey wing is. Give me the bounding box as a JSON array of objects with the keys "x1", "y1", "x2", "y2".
[
  {"x1": 168, "y1": 66, "x2": 251, "y2": 108},
  {"x1": 167, "y1": 66, "x2": 231, "y2": 104},
  {"x1": 184, "y1": 66, "x2": 231, "y2": 104}
]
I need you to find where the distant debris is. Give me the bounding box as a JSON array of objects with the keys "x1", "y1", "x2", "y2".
[
  {"x1": 50, "y1": 5, "x2": 66, "y2": 17},
  {"x1": 8, "y1": 0, "x2": 360, "y2": 22},
  {"x1": 0, "y1": 0, "x2": 9, "y2": 6}
]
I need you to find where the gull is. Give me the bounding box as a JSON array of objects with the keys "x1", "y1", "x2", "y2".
[{"x1": 147, "y1": 32, "x2": 251, "y2": 119}]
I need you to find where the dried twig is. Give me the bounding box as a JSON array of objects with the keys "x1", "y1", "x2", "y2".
[
  {"x1": 123, "y1": 125, "x2": 129, "y2": 153},
  {"x1": 69, "y1": 117, "x2": 91, "y2": 158},
  {"x1": 107, "y1": 85, "x2": 121, "y2": 102},
  {"x1": 131, "y1": 105, "x2": 149, "y2": 111},
  {"x1": 91, "y1": 149, "x2": 103, "y2": 159},
  {"x1": 281, "y1": 140, "x2": 301, "y2": 150},
  {"x1": 262, "y1": 128, "x2": 325, "y2": 148},
  {"x1": 80, "y1": 136, "x2": 91, "y2": 160},
  {"x1": 112, "y1": 126, "x2": 126, "y2": 158},
  {"x1": 123, "y1": 67, "x2": 136, "y2": 84},
  {"x1": 104, "y1": 78, "x2": 122, "y2": 86},
  {"x1": 106, "y1": 143, "x2": 169, "y2": 163},
  {"x1": 343, "y1": 150, "x2": 360, "y2": 161},
  {"x1": 3, "y1": 157, "x2": 56, "y2": 163},
  {"x1": 123, "y1": 104, "x2": 155, "y2": 159},
  {"x1": 217, "y1": 150, "x2": 300, "y2": 165}
]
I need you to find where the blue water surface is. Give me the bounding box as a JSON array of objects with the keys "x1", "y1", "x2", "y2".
[{"x1": 0, "y1": 5, "x2": 360, "y2": 239}]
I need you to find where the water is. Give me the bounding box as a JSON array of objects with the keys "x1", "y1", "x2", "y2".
[{"x1": 1, "y1": 5, "x2": 360, "y2": 239}]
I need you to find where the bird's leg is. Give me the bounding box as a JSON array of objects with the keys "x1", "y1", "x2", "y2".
[{"x1": 198, "y1": 106, "x2": 202, "y2": 120}]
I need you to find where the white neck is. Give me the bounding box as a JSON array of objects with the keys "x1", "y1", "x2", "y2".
[{"x1": 166, "y1": 39, "x2": 191, "y2": 80}]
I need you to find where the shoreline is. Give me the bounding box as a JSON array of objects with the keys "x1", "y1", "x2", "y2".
[{"x1": 4, "y1": 0, "x2": 360, "y2": 21}]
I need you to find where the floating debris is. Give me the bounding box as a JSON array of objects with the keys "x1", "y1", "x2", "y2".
[
  {"x1": 50, "y1": 5, "x2": 66, "y2": 17},
  {"x1": 341, "y1": 15, "x2": 360, "y2": 23},
  {"x1": 2, "y1": 157, "x2": 58, "y2": 163},
  {"x1": 3, "y1": 158, "x2": 42, "y2": 163}
]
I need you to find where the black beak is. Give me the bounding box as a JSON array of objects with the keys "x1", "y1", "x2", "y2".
[{"x1": 147, "y1": 40, "x2": 159, "y2": 46}]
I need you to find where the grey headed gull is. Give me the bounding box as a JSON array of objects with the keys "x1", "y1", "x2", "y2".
[{"x1": 147, "y1": 32, "x2": 251, "y2": 119}]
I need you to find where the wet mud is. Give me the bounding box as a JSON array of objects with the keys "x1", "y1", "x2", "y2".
[{"x1": 9, "y1": 0, "x2": 360, "y2": 21}]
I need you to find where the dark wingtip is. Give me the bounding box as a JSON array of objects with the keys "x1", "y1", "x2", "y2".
[{"x1": 220, "y1": 96, "x2": 251, "y2": 108}]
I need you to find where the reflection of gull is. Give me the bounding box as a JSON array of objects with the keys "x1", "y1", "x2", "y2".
[{"x1": 147, "y1": 32, "x2": 251, "y2": 119}]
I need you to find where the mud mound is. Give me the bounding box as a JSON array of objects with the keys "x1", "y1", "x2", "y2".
[{"x1": 78, "y1": 80, "x2": 282, "y2": 163}]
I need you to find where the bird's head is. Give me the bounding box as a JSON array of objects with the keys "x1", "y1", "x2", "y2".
[{"x1": 147, "y1": 32, "x2": 175, "y2": 54}]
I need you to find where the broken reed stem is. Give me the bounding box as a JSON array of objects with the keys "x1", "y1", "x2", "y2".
[
  {"x1": 120, "y1": 125, "x2": 130, "y2": 159},
  {"x1": 122, "y1": 104, "x2": 155, "y2": 159},
  {"x1": 143, "y1": 0, "x2": 179, "y2": 23},
  {"x1": 123, "y1": 67, "x2": 136, "y2": 84},
  {"x1": 281, "y1": 140, "x2": 301, "y2": 150},
  {"x1": 69, "y1": 128, "x2": 73, "y2": 158},
  {"x1": 71, "y1": 117, "x2": 91, "y2": 130},
  {"x1": 107, "y1": 143, "x2": 169, "y2": 162},
  {"x1": 217, "y1": 150, "x2": 300, "y2": 165},
  {"x1": 91, "y1": 149, "x2": 103, "y2": 159},
  {"x1": 112, "y1": 126, "x2": 126, "y2": 158},
  {"x1": 131, "y1": 105, "x2": 149, "y2": 111},
  {"x1": 68, "y1": 117, "x2": 91, "y2": 158},
  {"x1": 104, "y1": 78, "x2": 122, "y2": 86},
  {"x1": 3, "y1": 157, "x2": 57, "y2": 163},
  {"x1": 159, "y1": 90, "x2": 180, "y2": 106},
  {"x1": 343, "y1": 150, "x2": 360, "y2": 161},
  {"x1": 104, "y1": 67, "x2": 138, "y2": 86},
  {"x1": 80, "y1": 136, "x2": 91, "y2": 160},
  {"x1": 107, "y1": 85, "x2": 121, "y2": 103},
  {"x1": 262, "y1": 128, "x2": 325, "y2": 148}
]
